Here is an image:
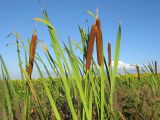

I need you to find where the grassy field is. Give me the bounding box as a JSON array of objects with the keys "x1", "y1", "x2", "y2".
[
  {"x1": 0, "y1": 74, "x2": 160, "y2": 119},
  {"x1": 0, "y1": 10, "x2": 160, "y2": 120}
]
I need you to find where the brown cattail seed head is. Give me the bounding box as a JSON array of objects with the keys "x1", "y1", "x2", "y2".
[
  {"x1": 96, "y1": 17, "x2": 102, "y2": 66},
  {"x1": 108, "y1": 42, "x2": 112, "y2": 67},
  {"x1": 86, "y1": 24, "x2": 97, "y2": 70},
  {"x1": 28, "y1": 31, "x2": 37, "y2": 77},
  {"x1": 136, "y1": 65, "x2": 140, "y2": 80},
  {"x1": 155, "y1": 61, "x2": 158, "y2": 76}
]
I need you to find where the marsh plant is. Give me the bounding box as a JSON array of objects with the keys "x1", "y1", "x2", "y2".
[{"x1": 0, "y1": 10, "x2": 160, "y2": 120}]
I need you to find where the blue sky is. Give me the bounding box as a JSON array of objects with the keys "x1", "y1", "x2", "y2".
[{"x1": 0, "y1": 0, "x2": 160, "y2": 79}]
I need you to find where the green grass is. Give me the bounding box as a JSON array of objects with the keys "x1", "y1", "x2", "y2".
[{"x1": 0, "y1": 74, "x2": 160, "y2": 119}]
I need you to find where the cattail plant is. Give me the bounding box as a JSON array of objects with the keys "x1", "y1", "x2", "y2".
[
  {"x1": 86, "y1": 24, "x2": 97, "y2": 70},
  {"x1": 108, "y1": 42, "x2": 112, "y2": 67},
  {"x1": 28, "y1": 31, "x2": 37, "y2": 78},
  {"x1": 86, "y1": 12, "x2": 103, "y2": 70}
]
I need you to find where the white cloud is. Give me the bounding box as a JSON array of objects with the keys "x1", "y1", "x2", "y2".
[
  {"x1": 111, "y1": 60, "x2": 139, "y2": 74},
  {"x1": 112, "y1": 61, "x2": 135, "y2": 69},
  {"x1": 111, "y1": 61, "x2": 160, "y2": 74}
]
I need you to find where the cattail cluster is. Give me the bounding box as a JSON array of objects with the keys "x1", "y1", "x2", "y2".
[
  {"x1": 86, "y1": 16, "x2": 103, "y2": 70},
  {"x1": 28, "y1": 31, "x2": 37, "y2": 78}
]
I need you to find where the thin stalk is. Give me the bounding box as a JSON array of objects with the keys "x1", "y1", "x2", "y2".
[{"x1": 16, "y1": 39, "x2": 24, "y2": 80}]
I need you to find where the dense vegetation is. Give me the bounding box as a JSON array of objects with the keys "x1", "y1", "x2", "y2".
[
  {"x1": 0, "y1": 10, "x2": 160, "y2": 120},
  {"x1": 0, "y1": 74, "x2": 160, "y2": 119}
]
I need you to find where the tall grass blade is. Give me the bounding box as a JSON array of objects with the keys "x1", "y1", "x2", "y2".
[{"x1": 109, "y1": 24, "x2": 121, "y2": 114}]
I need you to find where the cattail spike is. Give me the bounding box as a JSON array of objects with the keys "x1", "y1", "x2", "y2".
[
  {"x1": 108, "y1": 42, "x2": 112, "y2": 67},
  {"x1": 136, "y1": 65, "x2": 140, "y2": 81},
  {"x1": 28, "y1": 31, "x2": 37, "y2": 78},
  {"x1": 86, "y1": 24, "x2": 97, "y2": 70},
  {"x1": 96, "y1": 17, "x2": 103, "y2": 66},
  {"x1": 155, "y1": 61, "x2": 158, "y2": 76}
]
